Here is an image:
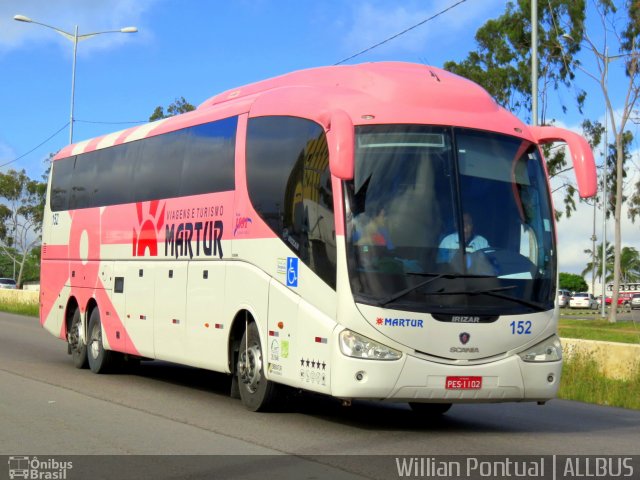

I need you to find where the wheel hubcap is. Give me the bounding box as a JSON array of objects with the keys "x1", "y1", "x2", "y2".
[
  {"x1": 90, "y1": 324, "x2": 100, "y2": 360},
  {"x1": 68, "y1": 319, "x2": 82, "y2": 352},
  {"x1": 238, "y1": 342, "x2": 262, "y2": 393}
]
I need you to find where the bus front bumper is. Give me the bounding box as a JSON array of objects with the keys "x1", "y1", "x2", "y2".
[{"x1": 330, "y1": 353, "x2": 562, "y2": 404}]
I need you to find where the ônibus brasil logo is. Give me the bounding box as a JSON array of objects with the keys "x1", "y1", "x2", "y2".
[{"x1": 132, "y1": 201, "x2": 225, "y2": 259}]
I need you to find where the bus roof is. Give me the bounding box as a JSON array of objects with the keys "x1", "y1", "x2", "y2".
[{"x1": 54, "y1": 62, "x2": 530, "y2": 160}]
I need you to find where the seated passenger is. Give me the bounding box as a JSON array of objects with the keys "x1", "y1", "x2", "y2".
[{"x1": 353, "y1": 205, "x2": 394, "y2": 250}]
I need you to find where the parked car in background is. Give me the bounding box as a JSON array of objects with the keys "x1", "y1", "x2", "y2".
[
  {"x1": 557, "y1": 289, "x2": 571, "y2": 307},
  {"x1": 0, "y1": 278, "x2": 17, "y2": 289},
  {"x1": 596, "y1": 295, "x2": 624, "y2": 306},
  {"x1": 631, "y1": 293, "x2": 640, "y2": 310},
  {"x1": 569, "y1": 292, "x2": 598, "y2": 309},
  {"x1": 618, "y1": 292, "x2": 634, "y2": 306}
]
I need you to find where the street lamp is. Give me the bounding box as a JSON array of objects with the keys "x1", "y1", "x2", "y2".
[{"x1": 13, "y1": 14, "x2": 137, "y2": 144}]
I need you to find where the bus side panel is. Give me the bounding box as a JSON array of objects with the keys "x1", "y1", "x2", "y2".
[
  {"x1": 120, "y1": 261, "x2": 156, "y2": 358},
  {"x1": 292, "y1": 298, "x2": 334, "y2": 394},
  {"x1": 185, "y1": 261, "x2": 228, "y2": 372},
  {"x1": 224, "y1": 261, "x2": 269, "y2": 356},
  {"x1": 40, "y1": 202, "x2": 71, "y2": 338},
  {"x1": 266, "y1": 278, "x2": 299, "y2": 386},
  {"x1": 39, "y1": 258, "x2": 69, "y2": 339},
  {"x1": 153, "y1": 261, "x2": 188, "y2": 363}
]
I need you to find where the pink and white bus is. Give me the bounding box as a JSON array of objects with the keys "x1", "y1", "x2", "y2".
[{"x1": 40, "y1": 62, "x2": 596, "y2": 413}]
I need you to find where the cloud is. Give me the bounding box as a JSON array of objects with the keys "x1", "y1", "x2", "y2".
[
  {"x1": 554, "y1": 150, "x2": 640, "y2": 277},
  {"x1": 0, "y1": 0, "x2": 159, "y2": 55},
  {"x1": 341, "y1": 0, "x2": 504, "y2": 60}
]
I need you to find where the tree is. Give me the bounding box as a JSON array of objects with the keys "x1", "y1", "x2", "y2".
[
  {"x1": 444, "y1": 0, "x2": 586, "y2": 123},
  {"x1": 0, "y1": 169, "x2": 46, "y2": 287},
  {"x1": 443, "y1": 0, "x2": 588, "y2": 219},
  {"x1": 149, "y1": 96, "x2": 195, "y2": 121},
  {"x1": 565, "y1": 0, "x2": 640, "y2": 322},
  {"x1": 619, "y1": 246, "x2": 640, "y2": 283},
  {"x1": 559, "y1": 272, "x2": 588, "y2": 292},
  {"x1": 581, "y1": 241, "x2": 614, "y2": 284}
]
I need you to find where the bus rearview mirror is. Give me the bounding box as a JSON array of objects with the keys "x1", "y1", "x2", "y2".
[
  {"x1": 327, "y1": 110, "x2": 354, "y2": 180},
  {"x1": 529, "y1": 125, "x2": 597, "y2": 199}
]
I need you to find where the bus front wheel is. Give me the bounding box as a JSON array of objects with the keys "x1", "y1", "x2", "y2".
[
  {"x1": 87, "y1": 309, "x2": 115, "y2": 374},
  {"x1": 237, "y1": 322, "x2": 279, "y2": 412}
]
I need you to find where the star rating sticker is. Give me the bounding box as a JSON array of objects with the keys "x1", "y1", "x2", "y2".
[
  {"x1": 300, "y1": 358, "x2": 304, "y2": 366},
  {"x1": 306, "y1": 359, "x2": 310, "y2": 367},
  {"x1": 311, "y1": 360, "x2": 316, "y2": 368}
]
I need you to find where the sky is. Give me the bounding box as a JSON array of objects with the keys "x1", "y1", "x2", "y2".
[{"x1": 1, "y1": 0, "x2": 639, "y2": 283}]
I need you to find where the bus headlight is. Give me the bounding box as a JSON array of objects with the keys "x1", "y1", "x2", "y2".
[
  {"x1": 518, "y1": 335, "x2": 562, "y2": 362},
  {"x1": 339, "y1": 330, "x2": 402, "y2": 360}
]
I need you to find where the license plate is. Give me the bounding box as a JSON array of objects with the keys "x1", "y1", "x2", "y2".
[{"x1": 445, "y1": 376, "x2": 482, "y2": 390}]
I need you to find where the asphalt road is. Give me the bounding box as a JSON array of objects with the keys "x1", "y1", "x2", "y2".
[{"x1": 1, "y1": 312, "x2": 639, "y2": 479}]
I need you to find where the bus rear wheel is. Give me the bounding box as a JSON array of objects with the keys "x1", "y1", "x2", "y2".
[
  {"x1": 68, "y1": 308, "x2": 88, "y2": 369},
  {"x1": 237, "y1": 322, "x2": 279, "y2": 412},
  {"x1": 87, "y1": 309, "x2": 115, "y2": 374},
  {"x1": 409, "y1": 402, "x2": 452, "y2": 415}
]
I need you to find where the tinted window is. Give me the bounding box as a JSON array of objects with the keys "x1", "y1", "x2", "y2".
[
  {"x1": 94, "y1": 142, "x2": 138, "y2": 206},
  {"x1": 180, "y1": 116, "x2": 236, "y2": 196},
  {"x1": 49, "y1": 116, "x2": 238, "y2": 211},
  {"x1": 50, "y1": 156, "x2": 75, "y2": 211},
  {"x1": 134, "y1": 130, "x2": 186, "y2": 202},
  {"x1": 69, "y1": 152, "x2": 97, "y2": 209},
  {"x1": 246, "y1": 116, "x2": 336, "y2": 288}
]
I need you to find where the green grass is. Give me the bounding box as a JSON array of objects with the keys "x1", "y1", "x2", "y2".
[
  {"x1": 559, "y1": 318, "x2": 640, "y2": 344},
  {"x1": 0, "y1": 299, "x2": 39, "y2": 317},
  {"x1": 558, "y1": 352, "x2": 640, "y2": 410}
]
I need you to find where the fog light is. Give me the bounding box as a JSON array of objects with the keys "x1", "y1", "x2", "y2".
[
  {"x1": 547, "y1": 374, "x2": 554, "y2": 383},
  {"x1": 355, "y1": 371, "x2": 366, "y2": 382}
]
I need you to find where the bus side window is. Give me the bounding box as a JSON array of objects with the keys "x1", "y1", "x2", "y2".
[
  {"x1": 50, "y1": 156, "x2": 75, "y2": 212},
  {"x1": 246, "y1": 116, "x2": 336, "y2": 289}
]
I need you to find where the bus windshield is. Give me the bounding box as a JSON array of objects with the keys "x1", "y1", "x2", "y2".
[{"x1": 345, "y1": 125, "x2": 557, "y2": 315}]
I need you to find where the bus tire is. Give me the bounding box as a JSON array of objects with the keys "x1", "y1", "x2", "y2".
[
  {"x1": 237, "y1": 322, "x2": 279, "y2": 412},
  {"x1": 68, "y1": 308, "x2": 88, "y2": 369},
  {"x1": 409, "y1": 402, "x2": 452, "y2": 415},
  {"x1": 87, "y1": 308, "x2": 115, "y2": 374}
]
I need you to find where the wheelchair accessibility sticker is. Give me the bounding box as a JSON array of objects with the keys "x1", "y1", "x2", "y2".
[{"x1": 286, "y1": 257, "x2": 299, "y2": 287}]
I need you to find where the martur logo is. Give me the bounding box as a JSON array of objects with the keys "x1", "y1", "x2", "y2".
[{"x1": 132, "y1": 200, "x2": 165, "y2": 257}]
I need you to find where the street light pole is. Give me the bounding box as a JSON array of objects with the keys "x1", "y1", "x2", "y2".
[
  {"x1": 600, "y1": 48, "x2": 608, "y2": 317},
  {"x1": 13, "y1": 14, "x2": 137, "y2": 144},
  {"x1": 70, "y1": 25, "x2": 79, "y2": 144}
]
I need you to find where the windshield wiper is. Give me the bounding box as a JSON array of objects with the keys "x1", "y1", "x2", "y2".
[
  {"x1": 377, "y1": 272, "x2": 496, "y2": 307},
  {"x1": 430, "y1": 286, "x2": 547, "y2": 311},
  {"x1": 377, "y1": 273, "x2": 454, "y2": 307}
]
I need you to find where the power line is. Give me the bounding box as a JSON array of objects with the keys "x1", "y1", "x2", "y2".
[
  {"x1": 0, "y1": 123, "x2": 69, "y2": 169},
  {"x1": 334, "y1": 0, "x2": 469, "y2": 66},
  {"x1": 1, "y1": 117, "x2": 149, "y2": 170}
]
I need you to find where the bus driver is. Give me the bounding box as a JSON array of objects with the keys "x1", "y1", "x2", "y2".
[{"x1": 438, "y1": 212, "x2": 489, "y2": 263}]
